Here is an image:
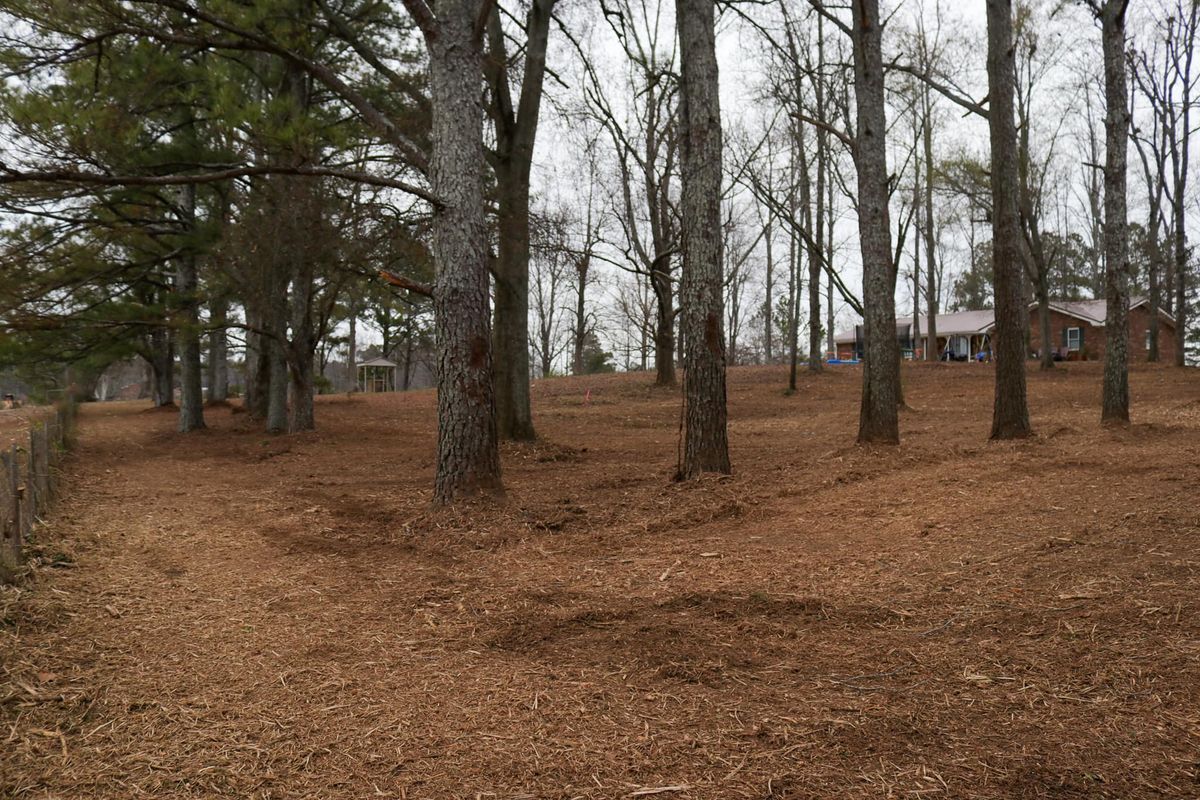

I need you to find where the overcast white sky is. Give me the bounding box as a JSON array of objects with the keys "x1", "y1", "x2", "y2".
[{"x1": 364, "y1": 2, "x2": 1196, "y2": 365}]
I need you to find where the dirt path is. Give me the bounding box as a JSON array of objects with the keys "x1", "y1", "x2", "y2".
[{"x1": 2, "y1": 363, "x2": 1199, "y2": 798}]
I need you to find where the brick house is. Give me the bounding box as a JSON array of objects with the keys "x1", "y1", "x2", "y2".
[{"x1": 834, "y1": 298, "x2": 1177, "y2": 363}]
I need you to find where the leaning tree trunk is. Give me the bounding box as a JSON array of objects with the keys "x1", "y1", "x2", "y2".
[
  {"x1": 427, "y1": 3, "x2": 503, "y2": 503},
  {"x1": 176, "y1": 185, "x2": 206, "y2": 433},
  {"x1": 851, "y1": 0, "x2": 900, "y2": 444},
  {"x1": 986, "y1": 0, "x2": 1032, "y2": 439},
  {"x1": 1099, "y1": 0, "x2": 1132, "y2": 424},
  {"x1": 676, "y1": 0, "x2": 731, "y2": 478}
]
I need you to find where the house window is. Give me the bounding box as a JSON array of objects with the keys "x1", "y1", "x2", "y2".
[
  {"x1": 1066, "y1": 327, "x2": 1082, "y2": 352},
  {"x1": 1145, "y1": 329, "x2": 1152, "y2": 351}
]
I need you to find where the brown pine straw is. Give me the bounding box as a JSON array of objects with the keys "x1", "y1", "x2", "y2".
[{"x1": 2, "y1": 362, "x2": 1199, "y2": 798}]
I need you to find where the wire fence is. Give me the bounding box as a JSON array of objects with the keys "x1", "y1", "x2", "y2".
[{"x1": 0, "y1": 399, "x2": 77, "y2": 583}]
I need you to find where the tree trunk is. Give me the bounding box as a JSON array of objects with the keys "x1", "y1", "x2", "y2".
[
  {"x1": 266, "y1": 339, "x2": 289, "y2": 433},
  {"x1": 485, "y1": 1, "x2": 552, "y2": 441},
  {"x1": 244, "y1": 310, "x2": 270, "y2": 419},
  {"x1": 1148, "y1": 227, "x2": 1160, "y2": 362},
  {"x1": 1170, "y1": 24, "x2": 1194, "y2": 368},
  {"x1": 265, "y1": 274, "x2": 289, "y2": 434},
  {"x1": 287, "y1": 350, "x2": 315, "y2": 432},
  {"x1": 287, "y1": 237, "x2": 317, "y2": 434},
  {"x1": 787, "y1": 194, "x2": 800, "y2": 393},
  {"x1": 652, "y1": 259, "x2": 676, "y2": 386},
  {"x1": 207, "y1": 295, "x2": 229, "y2": 402},
  {"x1": 764, "y1": 217, "x2": 774, "y2": 363},
  {"x1": 1174, "y1": 214, "x2": 1186, "y2": 367},
  {"x1": 427, "y1": 4, "x2": 503, "y2": 503},
  {"x1": 852, "y1": 0, "x2": 900, "y2": 444},
  {"x1": 912, "y1": 143, "x2": 922, "y2": 361},
  {"x1": 805, "y1": 123, "x2": 823, "y2": 373},
  {"x1": 148, "y1": 325, "x2": 174, "y2": 407},
  {"x1": 810, "y1": 19, "x2": 827, "y2": 373},
  {"x1": 572, "y1": 255, "x2": 589, "y2": 375},
  {"x1": 826, "y1": 153, "x2": 836, "y2": 359},
  {"x1": 676, "y1": 0, "x2": 730, "y2": 479},
  {"x1": 492, "y1": 186, "x2": 536, "y2": 440},
  {"x1": 176, "y1": 184, "x2": 206, "y2": 433},
  {"x1": 1037, "y1": 278, "x2": 1054, "y2": 371},
  {"x1": 986, "y1": 0, "x2": 1032, "y2": 439},
  {"x1": 347, "y1": 302, "x2": 358, "y2": 390},
  {"x1": 923, "y1": 87, "x2": 938, "y2": 362},
  {"x1": 1099, "y1": 0, "x2": 1131, "y2": 424}
]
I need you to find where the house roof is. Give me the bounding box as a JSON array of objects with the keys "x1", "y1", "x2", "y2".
[
  {"x1": 833, "y1": 298, "x2": 1175, "y2": 344},
  {"x1": 358, "y1": 357, "x2": 398, "y2": 368},
  {"x1": 833, "y1": 310, "x2": 995, "y2": 344},
  {"x1": 1046, "y1": 299, "x2": 1107, "y2": 325}
]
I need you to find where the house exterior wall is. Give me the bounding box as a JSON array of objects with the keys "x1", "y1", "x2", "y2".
[
  {"x1": 833, "y1": 304, "x2": 1176, "y2": 364},
  {"x1": 1128, "y1": 305, "x2": 1177, "y2": 364},
  {"x1": 1029, "y1": 305, "x2": 1176, "y2": 363}
]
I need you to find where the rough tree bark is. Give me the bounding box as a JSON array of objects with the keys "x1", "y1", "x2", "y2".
[
  {"x1": 850, "y1": 0, "x2": 900, "y2": 444},
  {"x1": 1096, "y1": 0, "x2": 1132, "y2": 424},
  {"x1": 986, "y1": 0, "x2": 1032, "y2": 439},
  {"x1": 264, "y1": 257, "x2": 290, "y2": 434},
  {"x1": 207, "y1": 295, "x2": 229, "y2": 402},
  {"x1": 676, "y1": 0, "x2": 730, "y2": 478},
  {"x1": 244, "y1": 310, "x2": 268, "y2": 418},
  {"x1": 411, "y1": 0, "x2": 504, "y2": 502},
  {"x1": 176, "y1": 184, "x2": 206, "y2": 432},
  {"x1": 287, "y1": 210, "x2": 317, "y2": 434}
]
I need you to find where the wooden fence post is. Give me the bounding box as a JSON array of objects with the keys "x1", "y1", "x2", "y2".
[
  {"x1": 37, "y1": 425, "x2": 50, "y2": 509},
  {"x1": 1, "y1": 402, "x2": 77, "y2": 584},
  {"x1": 0, "y1": 446, "x2": 22, "y2": 580}
]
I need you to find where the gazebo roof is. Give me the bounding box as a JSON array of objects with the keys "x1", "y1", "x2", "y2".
[{"x1": 358, "y1": 357, "x2": 398, "y2": 368}]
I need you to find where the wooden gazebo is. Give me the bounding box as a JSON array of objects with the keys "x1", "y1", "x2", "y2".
[{"x1": 357, "y1": 357, "x2": 398, "y2": 393}]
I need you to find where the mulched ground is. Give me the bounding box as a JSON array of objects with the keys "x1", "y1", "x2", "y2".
[{"x1": 1, "y1": 362, "x2": 1199, "y2": 799}]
